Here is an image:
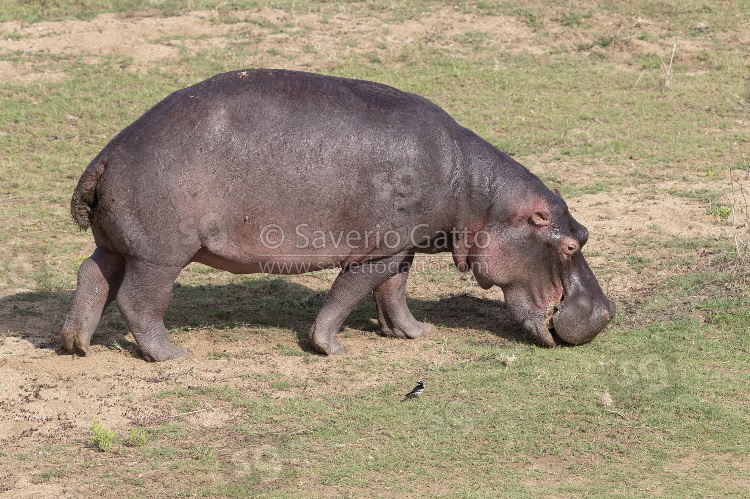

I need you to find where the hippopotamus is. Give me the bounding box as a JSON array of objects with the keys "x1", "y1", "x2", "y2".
[{"x1": 62, "y1": 68, "x2": 615, "y2": 361}]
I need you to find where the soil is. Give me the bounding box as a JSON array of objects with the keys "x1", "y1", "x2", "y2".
[{"x1": 0, "y1": 6, "x2": 745, "y2": 497}]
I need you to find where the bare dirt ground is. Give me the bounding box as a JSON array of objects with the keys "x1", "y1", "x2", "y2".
[{"x1": 0, "y1": 7, "x2": 745, "y2": 497}]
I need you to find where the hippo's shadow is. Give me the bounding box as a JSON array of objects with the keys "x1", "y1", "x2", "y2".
[{"x1": 0, "y1": 276, "x2": 529, "y2": 359}]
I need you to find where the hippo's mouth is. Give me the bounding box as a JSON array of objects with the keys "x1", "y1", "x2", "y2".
[
  {"x1": 520, "y1": 294, "x2": 564, "y2": 348},
  {"x1": 543, "y1": 295, "x2": 565, "y2": 346},
  {"x1": 512, "y1": 249, "x2": 614, "y2": 347}
]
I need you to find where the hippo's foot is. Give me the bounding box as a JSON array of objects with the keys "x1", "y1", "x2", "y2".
[
  {"x1": 140, "y1": 342, "x2": 191, "y2": 362},
  {"x1": 380, "y1": 320, "x2": 434, "y2": 339},
  {"x1": 375, "y1": 296, "x2": 433, "y2": 339},
  {"x1": 373, "y1": 259, "x2": 430, "y2": 339},
  {"x1": 309, "y1": 324, "x2": 347, "y2": 355},
  {"x1": 61, "y1": 325, "x2": 92, "y2": 357}
]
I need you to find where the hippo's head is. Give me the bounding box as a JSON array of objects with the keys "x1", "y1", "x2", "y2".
[{"x1": 453, "y1": 184, "x2": 615, "y2": 346}]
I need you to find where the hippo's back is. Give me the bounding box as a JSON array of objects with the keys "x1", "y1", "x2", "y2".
[
  {"x1": 100, "y1": 69, "x2": 461, "y2": 181},
  {"x1": 85, "y1": 69, "x2": 466, "y2": 264}
]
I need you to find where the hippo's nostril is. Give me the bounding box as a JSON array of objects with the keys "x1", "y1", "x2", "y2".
[{"x1": 560, "y1": 237, "x2": 579, "y2": 257}]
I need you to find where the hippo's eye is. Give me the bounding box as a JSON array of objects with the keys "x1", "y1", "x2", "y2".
[{"x1": 530, "y1": 211, "x2": 550, "y2": 227}]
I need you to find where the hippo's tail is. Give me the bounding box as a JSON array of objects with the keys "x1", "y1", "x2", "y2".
[{"x1": 71, "y1": 157, "x2": 106, "y2": 230}]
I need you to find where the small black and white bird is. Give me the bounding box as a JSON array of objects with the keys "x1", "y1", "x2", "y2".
[{"x1": 404, "y1": 381, "x2": 424, "y2": 399}]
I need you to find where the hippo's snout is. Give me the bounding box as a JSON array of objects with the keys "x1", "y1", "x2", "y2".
[{"x1": 549, "y1": 292, "x2": 615, "y2": 345}]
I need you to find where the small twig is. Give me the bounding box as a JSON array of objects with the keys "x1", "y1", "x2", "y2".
[
  {"x1": 728, "y1": 160, "x2": 750, "y2": 257},
  {"x1": 151, "y1": 400, "x2": 220, "y2": 423},
  {"x1": 730, "y1": 163, "x2": 740, "y2": 255},
  {"x1": 660, "y1": 44, "x2": 676, "y2": 89},
  {"x1": 263, "y1": 429, "x2": 310, "y2": 437},
  {"x1": 623, "y1": 425, "x2": 662, "y2": 434},
  {"x1": 605, "y1": 409, "x2": 631, "y2": 421},
  {"x1": 633, "y1": 69, "x2": 646, "y2": 89},
  {"x1": 155, "y1": 408, "x2": 208, "y2": 423},
  {"x1": 613, "y1": 23, "x2": 624, "y2": 45}
]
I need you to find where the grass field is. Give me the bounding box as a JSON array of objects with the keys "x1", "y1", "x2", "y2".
[{"x1": 0, "y1": 0, "x2": 749, "y2": 497}]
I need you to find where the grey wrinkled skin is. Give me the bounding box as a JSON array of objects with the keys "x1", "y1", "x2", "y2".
[{"x1": 62, "y1": 69, "x2": 615, "y2": 362}]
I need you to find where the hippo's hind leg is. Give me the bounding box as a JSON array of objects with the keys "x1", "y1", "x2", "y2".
[
  {"x1": 115, "y1": 259, "x2": 189, "y2": 362},
  {"x1": 373, "y1": 255, "x2": 433, "y2": 339},
  {"x1": 310, "y1": 253, "x2": 413, "y2": 355},
  {"x1": 62, "y1": 247, "x2": 125, "y2": 356}
]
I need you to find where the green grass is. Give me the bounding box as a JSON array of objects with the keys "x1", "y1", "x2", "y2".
[
  {"x1": 90, "y1": 419, "x2": 117, "y2": 452},
  {"x1": 1, "y1": 0, "x2": 749, "y2": 496}
]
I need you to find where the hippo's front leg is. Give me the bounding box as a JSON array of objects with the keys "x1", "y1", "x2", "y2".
[
  {"x1": 373, "y1": 254, "x2": 433, "y2": 339},
  {"x1": 310, "y1": 253, "x2": 414, "y2": 355}
]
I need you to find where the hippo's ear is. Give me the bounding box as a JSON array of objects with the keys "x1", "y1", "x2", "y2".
[{"x1": 551, "y1": 188, "x2": 563, "y2": 198}]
